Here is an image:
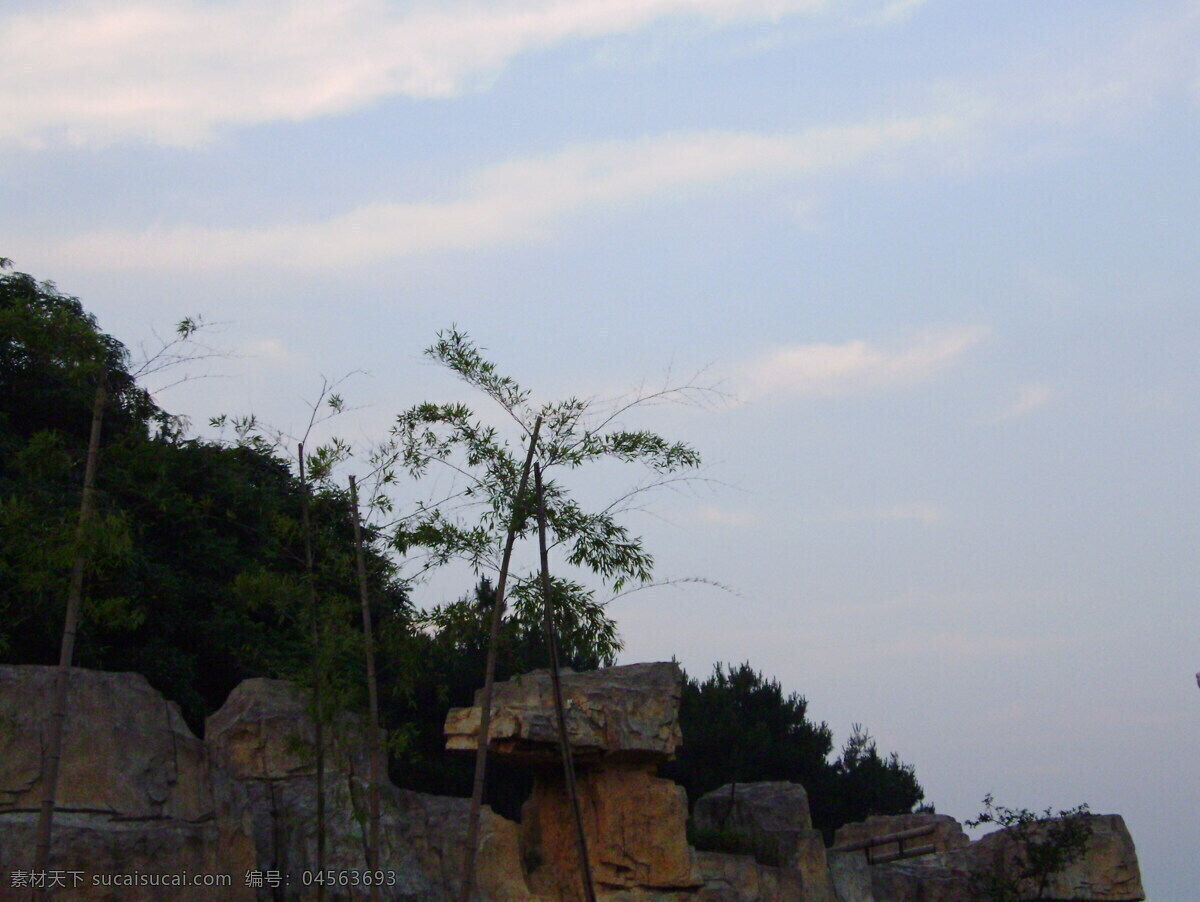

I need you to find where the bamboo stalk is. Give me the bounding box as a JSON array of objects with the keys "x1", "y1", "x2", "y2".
[
  {"x1": 298, "y1": 443, "x2": 327, "y2": 902},
  {"x1": 348, "y1": 474, "x2": 383, "y2": 902},
  {"x1": 32, "y1": 375, "x2": 106, "y2": 902},
  {"x1": 459, "y1": 416, "x2": 542, "y2": 902},
  {"x1": 535, "y1": 463, "x2": 597, "y2": 902}
]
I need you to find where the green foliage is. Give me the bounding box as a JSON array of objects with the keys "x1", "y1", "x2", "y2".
[
  {"x1": 818, "y1": 723, "x2": 927, "y2": 842},
  {"x1": 387, "y1": 327, "x2": 704, "y2": 662},
  {"x1": 966, "y1": 795, "x2": 1094, "y2": 901},
  {"x1": 664, "y1": 663, "x2": 925, "y2": 841},
  {"x1": 0, "y1": 262, "x2": 409, "y2": 729},
  {"x1": 381, "y1": 578, "x2": 609, "y2": 818},
  {"x1": 664, "y1": 662, "x2": 834, "y2": 805}
]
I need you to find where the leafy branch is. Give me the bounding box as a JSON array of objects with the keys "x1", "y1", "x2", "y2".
[{"x1": 966, "y1": 794, "x2": 1094, "y2": 901}]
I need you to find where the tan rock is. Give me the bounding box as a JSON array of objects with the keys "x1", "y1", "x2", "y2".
[
  {"x1": 524, "y1": 762, "x2": 702, "y2": 895},
  {"x1": 871, "y1": 813, "x2": 1144, "y2": 902},
  {"x1": 826, "y1": 849, "x2": 875, "y2": 902},
  {"x1": 832, "y1": 813, "x2": 969, "y2": 860},
  {"x1": 696, "y1": 851, "x2": 805, "y2": 901},
  {"x1": 445, "y1": 662, "x2": 684, "y2": 763},
  {"x1": 0, "y1": 665, "x2": 213, "y2": 821},
  {"x1": 419, "y1": 793, "x2": 546, "y2": 901},
  {"x1": 868, "y1": 857, "x2": 971, "y2": 902},
  {"x1": 693, "y1": 782, "x2": 834, "y2": 901},
  {"x1": 205, "y1": 677, "x2": 373, "y2": 781},
  {"x1": 0, "y1": 666, "x2": 256, "y2": 901},
  {"x1": 966, "y1": 812, "x2": 1145, "y2": 901},
  {"x1": 0, "y1": 812, "x2": 257, "y2": 902},
  {"x1": 205, "y1": 678, "x2": 541, "y2": 900}
]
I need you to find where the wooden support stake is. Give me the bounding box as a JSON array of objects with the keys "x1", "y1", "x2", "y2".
[{"x1": 535, "y1": 463, "x2": 598, "y2": 902}]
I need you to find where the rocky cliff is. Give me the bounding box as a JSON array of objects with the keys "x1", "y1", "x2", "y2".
[{"x1": 0, "y1": 663, "x2": 1144, "y2": 901}]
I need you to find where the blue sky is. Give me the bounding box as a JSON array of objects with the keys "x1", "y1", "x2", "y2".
[{"x1": 3, "y1": 1, "x2": 1198, "y2": 897}]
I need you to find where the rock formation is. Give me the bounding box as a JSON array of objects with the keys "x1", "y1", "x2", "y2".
[
  {"x1": 0, "y1": 665, "x2": 257, "y2": 901},
  {"x1": 446, "y1": 663, "x2": 702, "y2": 897},
  {"x1": 0, "y1": 667, "x2": 527, "y2": 901},
  {"x1": 693, "y1": 782, "x2": 833, "y2": 901},
  {"x1": 866, "y1": 812, "x2": 1145, "y2": 902},
  {"x1": 832, "y1": 813, "x2": 970, "y2": 860},
  {"x1": 0, "y1": 662, "x2": 1146, "y2": 901}
]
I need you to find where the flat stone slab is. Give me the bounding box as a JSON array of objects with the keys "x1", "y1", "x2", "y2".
[{"x1": 444, "y1": 662, "x2": 684, "y2": 763}]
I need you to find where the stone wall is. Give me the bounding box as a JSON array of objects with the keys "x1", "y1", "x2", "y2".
[
  {"x1": 0, "y1": 667, "x2": 528, "y2": 901},
  {"x1": 0, "y1": 664, "x2": 1146, "y2": 902}
]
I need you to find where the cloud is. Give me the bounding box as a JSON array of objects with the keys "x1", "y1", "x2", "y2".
[
  {"x1": 861, "y1": 0, "x2": 932, "y2": 26},
  {"x1": 695, "y1": 504, "x2": 757, "y2": 527},
  {"x1": 52, "y1": 115, "x2": 959, "y2": 268},
  {"x1": 737, "y1": 324, "x2": 988, "y2": 400},
  {"x1": 0, "y1": 0, "x2": 910, "y2": 148},
  {"x1": 827, "y1": 502, "x2": 945, "y2": 526},
  {"x1": 989, "y1": 383, "x2": 1052, "y2": 421},
  {"x1": 242, "y1": 338, "x2": 302, "y2": 367}
]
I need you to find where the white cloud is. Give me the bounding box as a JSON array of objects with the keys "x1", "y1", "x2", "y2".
[
  {"x1": 242, "y1": 338, "x2": 301, "y2": 367},
  {"x1": 738, "y1": 324, "x2": 988, "y2": 400},
  {"x1": 0, "y1": 0, "x2": 888, "y2": 148},
  {"x1": 990, "y1": 383, "x2": 1052, "y2": 421},
  {"x1": 861, "y1": 0, "x2": 932, "y2": 26},
  {"x1": 695, "y1": 504, "x2": 757, "y2": 527},
  {"x1": 52, "y1": 115, "x2": 959, "y2": 268},
  {"x1": 930, "y1": 4, "x2": 1200, "y2": 171}
]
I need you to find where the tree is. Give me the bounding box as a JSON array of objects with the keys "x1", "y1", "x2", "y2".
[
  {"x1": 966, "y1": 795, "x2": 1094, "y2": 901},
  {"x1": 818, "y1": 723, "x2": 926, "y2": 841},
  {"x1": 0, "y1": 262, "x2": 408, "y2": 728},
  {"x1": 385, "y1": 328, "x2": 707, "y2": 899},
  {"x1": 664, "y1": 663, "x2": 834, "y2": 810},
  {"x1": 664, "y1": 662, "x2": 926, "y2": 841}
]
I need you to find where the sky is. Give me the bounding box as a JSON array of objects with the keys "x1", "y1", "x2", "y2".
[{"x1": 2, "y1": 0, "x2": 1198, "y2": 897}]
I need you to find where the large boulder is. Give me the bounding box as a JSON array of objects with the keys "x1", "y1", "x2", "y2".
[
  {"x1": 696, "y1": 851, "x2": 805, "y2": 901},
  {"x1": 417, "y1": 793, "x2": 546, "y2": 902},
  {"x1": 206, "y1": 677, "x2": 375, "y2": 780},
  {"x1": 693, "y1": 783, "x2": 833, "y2": 901},
  {"x1": 444, "y1": 662, "x2": 684, "y2": 763},
  {"x1": 0, "y1": 666, "x2": 540, "y2": 901},
  {"x1": 868, "y1": 858, "x2": 972, "y2": 902},
  {"x1": 870, "y1": 813, "x2": 1144, "y2": 902},
  {"x1": 0, "y1": 666, "x2": 214, "y2": 820},
  {"x1": 826, "y1": 849, "x2": 875, "y2": 902},
  {"x1": 206, "y1": 676, "x2": 540, "y2": 901},
  {"x1": 966, "y1": 813, "x2": 1144, "y2": 901},
  {"x1": 0, "y1": 665, "x2": 257, "y2": 901},
  {"x1": 523, "y1": 763, "x2": 702, "y2": 894}
]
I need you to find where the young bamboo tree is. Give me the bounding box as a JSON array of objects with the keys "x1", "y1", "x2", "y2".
[
  {"x1": 297, "y1": 442, "x2": 328, "y2": 901},
  {"x1": 214, "y1": 380, "x2": 359, "y2": 896},
  {"x1": 456, "y1": 417, "x2": 541, "y2": 902},
  {"x1": 16, "y1": 277, "x2": 219, "y2": 898},
  {"x1": 387, "y1": 328, "x2": 710, "y2": 900},
  {"x1": 31, "y1": 375, "x2": 106, "y2": 901},
  {"x1": 348, "y1": 474, "x2": 384, "y2": 901}
]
